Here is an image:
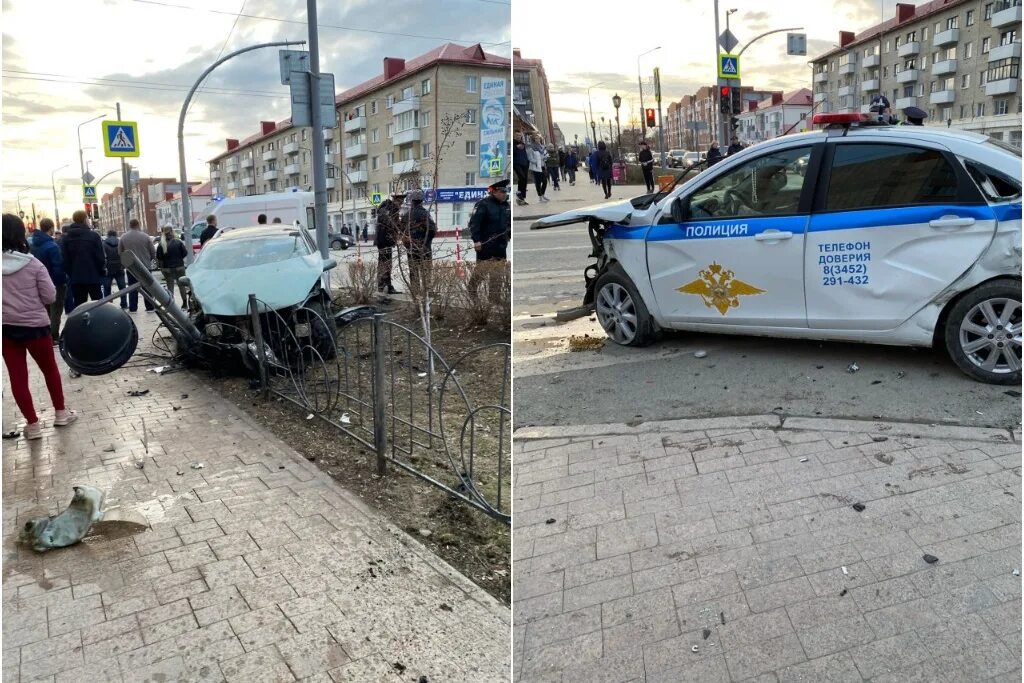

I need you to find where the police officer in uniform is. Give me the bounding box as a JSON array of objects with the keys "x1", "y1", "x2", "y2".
[
  {"x1": 899, "y1": 106, "x2": 928, "y2": 126},
  {"x1": 375, "y1": 192, "x2": 404, "y2": 294},
  {"x1": 468, "y1": 179, "x2": 512, "y2": 303},
  {"x1": 403, "y1": 189, "x2": 436, "y2": 298}
]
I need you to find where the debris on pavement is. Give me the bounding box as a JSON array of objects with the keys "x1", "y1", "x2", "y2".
[
  {"x1": 439, "y1": 603, "x2": 453, "y2": 612},
  {"x1": 923, "y1": 554, "x2": 939, "y2": 564},
  {"x1": 871, "y1": 436, "x2": 889, "y2": 442},
  {"x1": 180, "y1": 393, "x2": 189, "y2": 399},
  {"x1": 102, "y1": 444, "x2": 116, "y2": 453},
  {"x1": 896, "y1": 371, "x2": 906, "y2": 379},
  {"x1": 417, "y1": 372, "x2": 428, "y2": 378},
  {"x1": 846, "y1": 362, "x2": 860, "y2": 373},
  {"x1": 702, "y1": 628, "x2": 711, "y2": 640},
  {"x1": 545, "y1": 518, "x2": 556, "y2": 524},
  {"x1": 799, "y1": 457, "x2": 809, "y2": 463},
  {"x1": 393, "y1": 662, "x2": 406, "y2": 674},
  {"x1": 691, "y1": 645, "x2": 700, "y2": 653},
  {"x1": 693, "y1": 350, "x2": 708, "y2": 359},
  {"x1": 2, "y1": 431, "x2": 19, "y2": 439},
  {"x1": 841, "y1": 566, "x2": 849, "y2": 575},
  {"x1": 1005, "y1": 390, "x2": 1022, "y2": 398},
  {"x1": 126, "y1": 389, "x2": 149, "y2": 397},
  {"x1": 418, "y1": 529, "x2": 432, "y2": 538},
  {"x1": 134, "y1": 461, "x2": 145, "y2": 470},
  {"x1": 852, "y1": 503, "x2": 866, "y2": 512},
  {"x1": 568, "y1": 334, "x2": 605, "y2": 352},
  {"x1": 306, "y1": 413, "x2": 315, "y2": 420},
  {"x1": 1013, "y1": 569, "x2": 1020, "y2": 577},
  {"x1": 839, "y1": 588, "x2": 848, "y2": 596},
  {"x1": 871, "y1": 380, "x2": 882, "y2": 385},
  {"x1": 340, "y1": 412, "x2": 351, "y2": 425},
  {"x1": 19, "y1": 485, "x2": 105, "y2": 552},
  {"x1": 720, "y1": 612, "x2": 725, "y2": 625},
  {"x1": 190, "y1": 463, "x2": 205, "y2": 470}
]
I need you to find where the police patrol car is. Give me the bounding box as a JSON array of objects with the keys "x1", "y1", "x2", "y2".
[{"x1": 531, "y1": 113, "x2": 1022, "y2": 385}]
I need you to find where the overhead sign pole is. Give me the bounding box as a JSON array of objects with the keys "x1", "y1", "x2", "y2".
[
  {"x1": 307, "y1": 0, "x2": 330, "y2": 262},
  {"x1": 115, "y1": 103, "x2": 131, "y2": 232}
]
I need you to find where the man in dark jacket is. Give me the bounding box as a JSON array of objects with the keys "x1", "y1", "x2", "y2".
[
  {"x1": 30, "y1": 218, "x2": 66, "y2": 338},
  {"x1": 468, "y1": 179, "x2": 511, "y2": 304},
  {"x1": 565, "y1": 148, "x2": 578, "y2": 186},
  {"x1": 706, "y1": 141, "x2": 724, "y2": 167},
  {"x1": 375, "y1": 192, "x2": 403, "y2": 294},
  {"x1": 199, "y1": 214, "x2": 218, "y2": 245},
  {"x1": 60, "y1": 209, "x2": 106, "y2": 309},
  {"x1": 404, "y1": 189, "x2": 436, "y2": 299},
  {"x1": 558, "y1": 148, "x2": 567, "y2": 182},
  {"x1": 726, "y1": 137, "x2": 745, "y2": 156},
  {"x1": 101, "y1": 230, "x2": 128, "y2": 309},
  {"x1": 155, "y1": 225, "x2": 189, "y2": 306},
  {"x1": 638, "y1": 142, "x2": 655, "y2": 193},
  {"x1": 512, "y1": 136, "x2": 530, "y2": 206}
]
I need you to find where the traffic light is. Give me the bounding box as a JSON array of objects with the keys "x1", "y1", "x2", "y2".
[
  {"x1": 731, "y1": 89, "x2": 743, "y2": 115},
  {"x1": 84, "y1": 202, "x2": 92, "y2": 217},
  {"x1": 719, "y1": 86, "x2": 732, "y2": 114},
  {"x1": 645, "y1": 108, "x2": 656, "y2": 128},
  {"x1": 730, "y1": 115, "x2": 740, "y2": 134}
]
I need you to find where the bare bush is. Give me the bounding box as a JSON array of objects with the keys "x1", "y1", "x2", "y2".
[{"x1": 345, "y1": 260, "x2": 378, "y2": 305}]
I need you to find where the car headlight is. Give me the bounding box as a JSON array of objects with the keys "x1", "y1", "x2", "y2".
[{"x1": 205, "y1": 322, "x2": 222, "y2": 337}]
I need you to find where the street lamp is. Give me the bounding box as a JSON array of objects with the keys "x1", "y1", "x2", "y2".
[
  {"x1": 638, "y1": 46, "x2": 661, "y2": 139},
  {"x1": 16, "y1": 187, "x2": 31, "y2": 214},
  {"x1": 612, "y1": 93, "x2": 622, "y2": 159},
  {"x1": 726, "y1": 8, "x2": 738, "y2": 35},
  {"x1": 587, "y1": 81, "x2": 605, "y2": 148},
  {"x1": 77, "y1": 114, "x2": 107, "y2": 186},
  {"x1": 51, "y1": 164, "x2": 69, "y2": 224}
]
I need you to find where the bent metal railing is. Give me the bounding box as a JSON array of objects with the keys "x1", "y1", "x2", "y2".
[{"x1": 246, "y1": 295, "x2": 510, "y2": 524}]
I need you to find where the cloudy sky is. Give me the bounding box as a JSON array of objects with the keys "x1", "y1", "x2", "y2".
[
  {"x1": 512, "y1": 0, "x2": 931, "y2": 145},
  {"x1": 1, "y1": 0, "x2": 511, "y2": 218}
]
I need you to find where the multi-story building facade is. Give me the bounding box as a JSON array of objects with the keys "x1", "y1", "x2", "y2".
[
  {"x1": 672, "y1": 85, "x2": 779, "y2": 152},
  {"x1": 336, "y1": 43, "x2": 510, "y2": 231},
  {"x1": 99, "y1": 177, "x2": 178, "y2": 234},
  {"x1": 811, "y1": 0, "x2": 1022, "y2": 146},
  {"x1": 155, "y1": 181, "x2": 214, "y2": 232},
  {"x1": 512, "y1": 49, "x2": 555, "y2": 143},
  {"x1": 736, "y1": 89, "x2": 814, "y2": 142}
]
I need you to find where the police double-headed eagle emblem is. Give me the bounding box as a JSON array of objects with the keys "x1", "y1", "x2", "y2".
[{"x1": 677, "y1": 262, "x2": 765, "y2": 315}]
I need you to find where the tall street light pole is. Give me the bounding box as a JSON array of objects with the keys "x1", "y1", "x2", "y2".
[
  {"x1": 612, "y1": 93, "x2": 622, "y2": 159},
  {"x1": 77, "y1": 113, "x2": 107, "y2": 187},
  {"x1": 638, "y1": 46, "x2": 661, "y2": 140},
  {"x1": 51, "y1": 165, "x2": 68, "y2": 225}
]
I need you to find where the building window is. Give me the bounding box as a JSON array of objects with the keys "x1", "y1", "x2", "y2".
[
  {"x1": 370, "y1": 100, "x2": 378, "y2": 114},
  {"x1": 372, "y1": 183, "x2": 380, "y2": 194},
  {"x1": 399, "y1": 147, "x2": 413, "y2": 162},
  {"x1": 977, "y1": 102, "x2": 986, "y2": 116},
  {"x1": 895, "y1": 36, "x2": 901, "y2": 49},
  {"x1": 401, "y1": 86, "x2": 414, "y2": 101},
  {"x1": 421, "y1": 143, "x2": 430, "y2": 158},
  {"x1": 395, "y1": 110, "x2": 418, "y2": 133},
  {"x1": 904, "y1": 58, "x2": 917, "y2": 70},
  {"x1": 421, "y1": 78, "x2": 431, "y2": 96},
  {"x1": 465, "y1": 172, "x2": 476, "y2": 186},
  {"x1": 386, "y1": 95, "x2": 394, "y2": 108},
  {"x1": 290, "y1": 133, "x2": 296, "y2": 143},
  {"x1": 1000, "y1": 30, "x2": 1018, "y2": 46},
  {"x1": 945, "y1": 16, "x2": 958, "y2": 30},
  {"x1": 965, "y1": 42, "x2": 973, "y2": 59},
  {"x1": 906, "y1": 30, "x2": 916, "y2": 42},
  {"x1": 421, "y1": 111, "x2": 431, "y2": 128},
  {"x1": 983, "y1": 37, "x2": 991, "y2": 53},
  {"x1": 883, "y1": 66, "x2": 888, "y2": 78},
  {"x1": 922, "y1": 26, "x2": 929, "y2": 41},
  {"x1": 885, "y1": 40, "x2": 891, "y2": 52},
  {"x1": 960, "y1": 105, "x2": 967, "y2": 118},
  {"x1": 466, "y1": 140, "x2": 477, "y2": 157},
  {"x1": 466, "y1": 76, "x2": 478, "y2": 93},
  {"x1": 465, "y1": 108, "x2": 478, "y2": 124},
  {"x1": 981, "y1": 69, "x2": 989, "y2": 85},
  {"x1": 962, "y1": 73, "x2": 971, "y2": 88},
  {"x1": 386, "y1": 123, "x2": 394, "y2": 138},
  {"x1": 996, "y1": 99, "x2": 1009, "y2": 115},
  {"x1": 269, "y1": 180, "x2": 277, "y2": 191},
  {"x1": 371, "y1": 128, "x2": 379, "y2": 143},
  {"x1": 985, "y1": 2, "x2": 993, "y2": 20},
  {"x1": 987, "y1": 57, "x2": 1021, "y2": 82},
  {"x1": 269, "y1": 142, "x2": 275, "y2": 150},
  {"x1": 386, "y1": 152, "x2": 394, "y2": 165},
  {"x1": 451, "y1": 202, "x2": 465, "y2": 227},
  {"x1": 967, "y1": 9, "x2": 975, "y2": 25}
]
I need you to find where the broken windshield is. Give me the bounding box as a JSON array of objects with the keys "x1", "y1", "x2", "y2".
[{"x1": 193, "y1": 235, "x2": 307, "y2": 271}]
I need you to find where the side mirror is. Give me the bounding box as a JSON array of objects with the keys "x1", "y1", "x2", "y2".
[
  {"x1": 322, "y1": 257, "x2": 337, "y2": 272},
  {"x1": 671, "y1": 197, "x2": 689, "y2": 223}
]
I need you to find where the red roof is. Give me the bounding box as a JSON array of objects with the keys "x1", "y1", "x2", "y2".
[
  {"x1": 209, "y1": 118, "x2": 293, "y2": 163},
  {"x1": 335, "y1": 42, "x2": 510, "y2": 106}
]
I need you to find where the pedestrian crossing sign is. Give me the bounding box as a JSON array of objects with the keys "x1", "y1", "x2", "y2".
[
  {"x1": 102, "y1": 120, "x2": 140, "y2": 158},
  {"x1": 82, "y1": 185, "x2": 97, "y2": 202},
  {"x1": 718, "y1": 53, "x2": 740, "y2": 79},
  {"x1": 370, "y1": 192, "x2": 383, "y2": 207}
]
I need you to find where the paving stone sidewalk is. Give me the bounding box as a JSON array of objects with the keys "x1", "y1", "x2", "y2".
[
  {"x1": 2, "y1": 314, "x2": 509, "y2": 682},
  {"x1": 512, "y1": 416, "x2": 1022, "y2": 682}
]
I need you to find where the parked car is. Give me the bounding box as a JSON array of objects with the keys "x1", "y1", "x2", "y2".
[
  {"x1": 667, "y1": 149, "x2": 688, "y2": 168},
  {"x1": 531, "y1": 116, "x2": 1023, "y2": 384},
  {"x1": 682, "y1": 151, "x2": 701, "y2": 168}
]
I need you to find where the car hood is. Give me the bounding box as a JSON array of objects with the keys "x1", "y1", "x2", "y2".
[
  {"x1": 189, "y1": 254, "x2": 323, "y2": 316},
  {"x1": 529, "y1": 197, "x2": 641, "y2": 230}
]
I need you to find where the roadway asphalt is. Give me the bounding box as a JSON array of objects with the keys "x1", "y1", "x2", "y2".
[{"x1": 512, "y1": 180, "x2": 1022, "y2": 430}]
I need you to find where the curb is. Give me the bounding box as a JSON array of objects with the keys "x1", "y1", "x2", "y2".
[{"x1": 514, "y1": 414, "x2": 1016, "y2": 444}]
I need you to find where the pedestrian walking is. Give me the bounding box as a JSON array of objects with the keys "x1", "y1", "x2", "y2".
[
  {"x1": 156, "y1": 225, "x2": 189, "y2": 307},
  {"x1": 595, "y1": 141, "x2": 613, "y2": 199},
  {"x1": 727, "y1": 137, "x2": 745, "y2": 156},
  {"x1": 199, "y1": 214, "x2": 218, "y2": 245},
  {"x1": 706, "y1": 140, "x2": 724, "y2": 167},
  {"x1": 60, "y1": 209, "x2": 105, "y2": 308},
  {"x1": 545, "y1": 145, "x2": 561, "y2": 191},
  {"x1": 529, "y1": 136, "x2": 548, "y2": 203},
  {"x1": 638, "y1": 141, "x2": 655, "y2": 193},
  {"x1": 565, "y1": 148, "x2": 578, "y2": 186},
  {"x1": 513, "y1": 135, "x2": 530, "y2": 205},
  {"x1": 587, "y1": 146, "x2": 599, "y2": 184},
  {"x1": 468, "y1": 179, "x2": 511, "y2": 304},
  {"x1": 118, "y1": 218, "x2": 156, "y2": 312},
  {"x1": 29, "y1": 218, "x2": 67, "y2": 339},
  {"x1": 375, "y1": 192, "x2": 404, "y2": 294},
  {"x1": 558, "y1": 147, "x2": 568, "y2": 182},
  {"x1": 403, "y1": 189, "x2": 437, "y2": 299},
  {"x1": 361, "y1": 224, "x2": 368, "y2": 242},
  {"x1": 101, "y1": 230, "x2": 128, "y2": 309},
  {"x1": 2, "y1": 213, "x2": 77, "y2": 440}
]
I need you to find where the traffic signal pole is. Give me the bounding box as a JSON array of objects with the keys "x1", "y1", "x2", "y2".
[
  {"x1": 713, "y1": 0, "x2": 725, "y2": 149},
  {"x1": 117, "y1": 102, "x2": 131, "y2": 232}
]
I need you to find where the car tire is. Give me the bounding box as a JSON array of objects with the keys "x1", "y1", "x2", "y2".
[
  {"x1": 593, "y1": 264, "x2": 656, "y2": 347},
  {"x1": 330, "y1": 239, "x2": 343, "y2": 250},
  {"x1": 943, "y1": 279, "x2": 1022, "y2": 385},
  {"x1": 305, "y1": 300, "x2": 338, "y2": 361}
]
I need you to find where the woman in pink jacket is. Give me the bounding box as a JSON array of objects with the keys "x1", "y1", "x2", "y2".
[{"x1": 3, "y1": 214, "x2": 77, "y2": 439}]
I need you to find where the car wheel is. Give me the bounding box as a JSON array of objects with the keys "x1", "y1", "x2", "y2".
[
  {"x1": 944, "y1": 279, "x2": 1022, "y2": 385},
  {"x1": 594, "y1": 265, "x2": 656, "y2": 347},
  {"x1": 330, "y1": 239, "x2": 343, "y2": 250},
  {"x1": 304, "y1": 300, "x2": 338, "y2": 361}
]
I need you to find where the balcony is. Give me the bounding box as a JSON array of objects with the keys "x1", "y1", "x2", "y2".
[
  {"x1": 992, "y1": 1, "x2": 1022, "y2": 28},
  {"x1": 986, "y1": 77, "x2": 1019, "y2": 95},
  {"x1": 343, "y1": 116, "x2": 366, "y2": 133},
  {"x1": 813, "y1": 91, "x2": 827, "y2": 103},
  {"x1": 933, "y1": 28, "x2": 959, "y2": 46},
  {"x1": 898, "y1": 41, "x2": 921, "y2": 57},
  {"x1": 894, "y1": 96, "x2": 918, "y2": 109},
  {"x1": 988, "y1": 41, "x2": 1022, "y2": 61},
  {"x1": 262, "y1": 170, "x2": 279, "y2": 181},
  {"x1": 323, "y1": 177, "x2": 337, "y2": 189},
  {"x1": 344, "y1": 170, "x2": 367, "y2": 184},
  {"x1": 261, "y1": 150, "x2": 276, "y2": 161},
  {"x1": 838, "y1": 62, "x2": 857, "y2": 75},
  {"x1": 932, "y1": 58, "x2": 957, "y2": 75},
  {"x1": 210, "y1": 169, "x2": 221, "y2": 180},
  {"x1": 863, "y1": 54, "x2": 881, "y2": 68},
  {"x1": 226, "y1": 181, "x2": 238, "y2": 191},
  {"x1": 241, "y1": 157, "x2": 253, "y2": 168},
  {"x1": 344, "y1": 142, "x2": 367, "y2": 158},
  {"x1": 225, "y1": 160, "x2": 239, "y2": 173},
  {"x1": 393, "y1": 127, "x2": 421, "y2": 146},
  {"x1": 814, "y1": 71, "x2": 829, "y2": 83},
  {"x1": 283, "y1": 141, "x2": 299, "y2": 155},
  {"x1": 929, "y1": 89, "x2": 956, "y2": 104},
  {"x1": 322, "y1": 128, "x2": 334, "y2": 140},
  {"x1": 862, "y1": 78, "x2": 880, "y2": 91},
  {"x1": 392, "y1": 159, "x2": 418, "y2": 175},
  {"x1": 284, "y1": 163, "x2": 300, "y2": 176},
  {"x1": 241, "y1": 176, "x2": 255, "y2": 187},
  {"x1": 896, "y1": 68, "x2": 920, "y2": 83},
  {"x1": 838, "y1": 84, "x2": 855, "y2": 97},
  {"x1": 392, "y1": 98, "x2": 419, "y2": 116}
]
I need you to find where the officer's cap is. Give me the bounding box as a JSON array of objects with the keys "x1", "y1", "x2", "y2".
[
  {"x1": 488, "y1": 179, "x2": 510, "y2": 192},
  {"x1": 903, "y1": 106, "x2": 927, "y2": 120}
]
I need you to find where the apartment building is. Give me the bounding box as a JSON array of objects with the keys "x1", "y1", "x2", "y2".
[
  {"x1": 155, "y1": 181, "x2": 214, "y2": 232},
  {"x1": 336, "y1": 43, "x2": 510, "y2": 231},
  {"x1": 811, "y1": 0, "x2": 1022, "y2": 147},
  {"x1": 736, "y1": 89, "x2": 814, "y2": 143},
  {"x1": 512, "y1": 49, "x2": 555, "y2": 143},
  {"x1": 98, "y1": 177, "x2": 177, "y2": 234},
  {"x1": 672, "y1": 86, "x2": 779, "y2": 152}
]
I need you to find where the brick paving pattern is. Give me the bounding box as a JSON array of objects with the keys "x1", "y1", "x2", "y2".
[
  {"x1": 2, "y1": 314, "x2": 509, "y2": 682},
  {"x1": 513, "y1": 418, "x2": 1022, "y2": 682}
]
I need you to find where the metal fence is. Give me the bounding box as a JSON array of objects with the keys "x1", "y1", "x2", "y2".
[{"x1": 246, "y1": 295, "x2": 511, "y2": 524}]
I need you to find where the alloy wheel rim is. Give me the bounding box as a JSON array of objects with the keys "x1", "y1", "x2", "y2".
[
  {"x1": 596, "y1": 282, "x2": 638, "y2": 344},
  {"x1": 958, "y1": 297, "x2": 1022, "y2": 375}
]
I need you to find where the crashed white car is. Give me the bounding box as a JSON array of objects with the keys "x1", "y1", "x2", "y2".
[{"x1": 532, "y1": 115, "x2": 1022, "y2": 384}]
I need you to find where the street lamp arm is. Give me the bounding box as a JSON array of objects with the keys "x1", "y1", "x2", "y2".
[
  {"x1": 737, "y1": 27, "x2": 803, "y2": 57},
  {"x1": 178, "y1": 39, "x2": 306, "y2": 242}
]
